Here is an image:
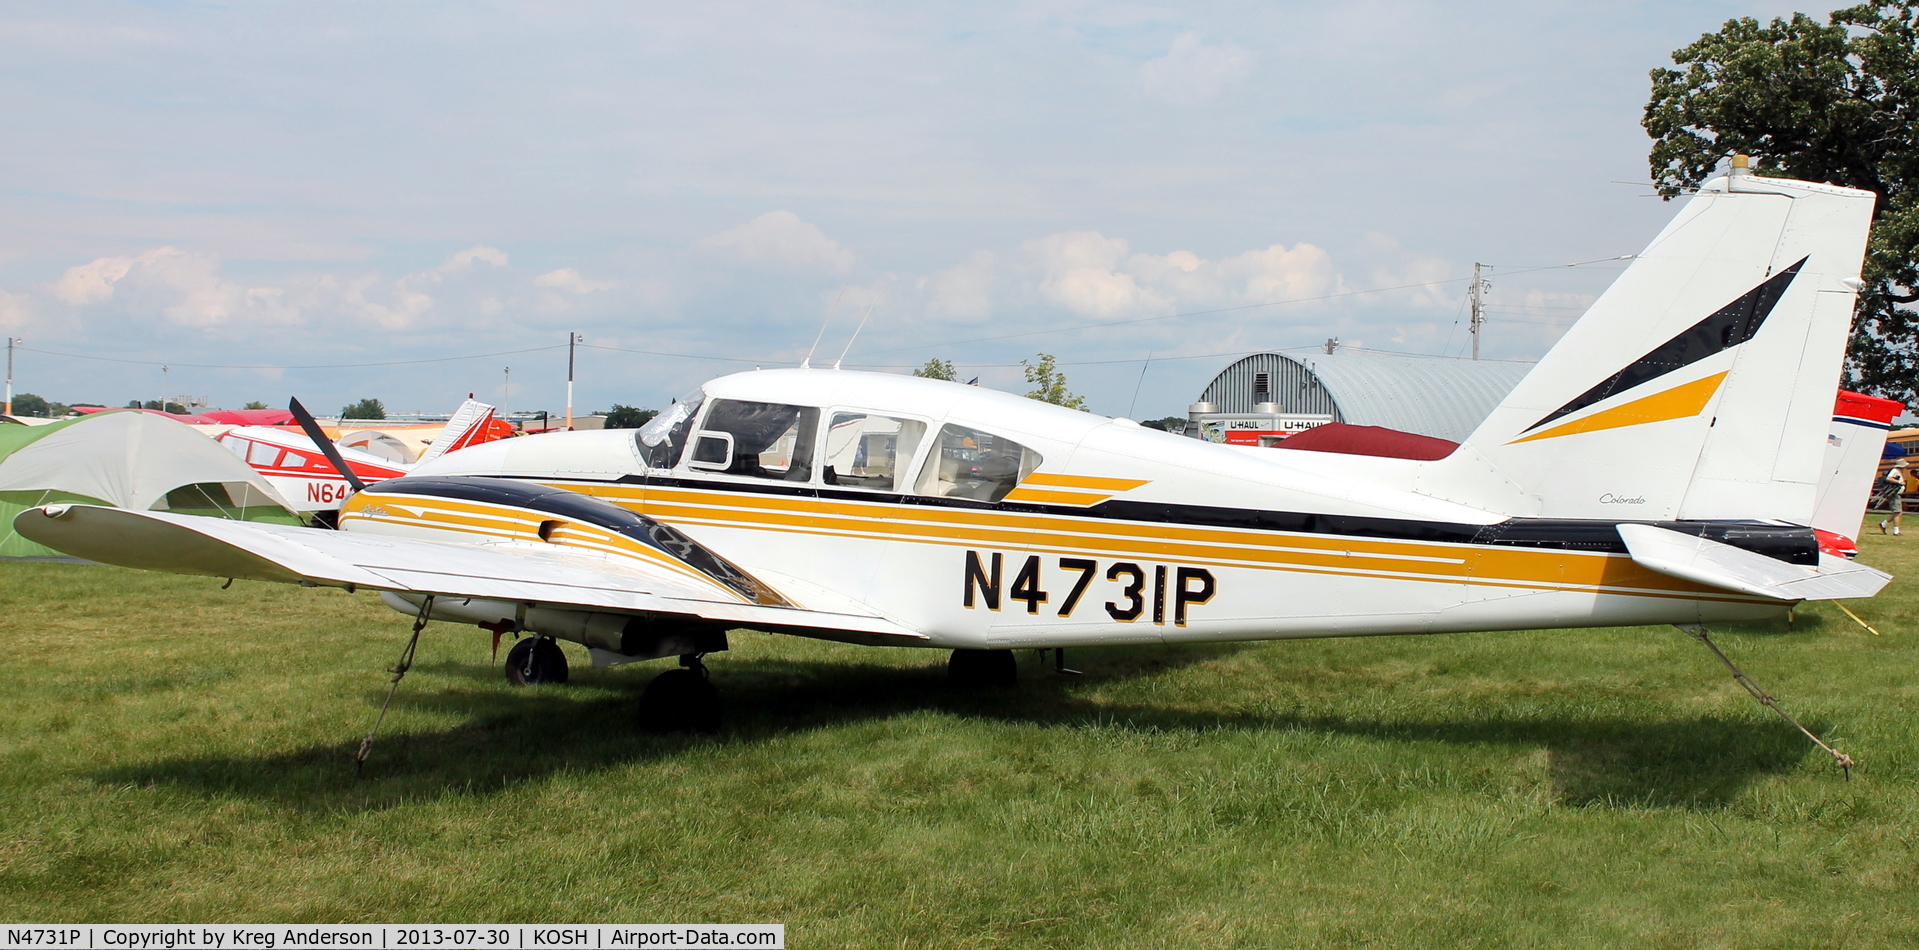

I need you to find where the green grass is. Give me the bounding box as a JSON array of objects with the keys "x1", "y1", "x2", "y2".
[{"x1": 3, "y1": 532, "x2": 1919, "y2": 947}]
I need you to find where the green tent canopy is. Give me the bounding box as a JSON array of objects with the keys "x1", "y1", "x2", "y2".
[{"x1": 1, "y1": 412, "x2": 301, "y2": 558}]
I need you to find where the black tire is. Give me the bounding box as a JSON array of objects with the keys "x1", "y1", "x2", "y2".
[
  {"x1": 947, "y1": 648, "x2": 1017, "y2": 688},
  {"x1": 504, "y1": 637, "x2": 570, "y2": 686},
  {"x1": 637, "y1": 667, "x2": 722, "y2": 734}
]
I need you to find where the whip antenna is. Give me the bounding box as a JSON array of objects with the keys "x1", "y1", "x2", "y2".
[
  {"x1": 834, "y1": 301, "x2": 878, "y2": 370},
  {"x1": 802, "y1": 286, "x2": 847, "y2": 369}
]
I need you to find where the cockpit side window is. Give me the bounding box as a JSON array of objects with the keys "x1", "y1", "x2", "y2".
[
  {"x1": 914, "y1": 424, "x2": 1042, "y2": 503},
  {"x1": 823, "y1": 412, "x2": 926, "y2": 491},
  {"x1": 636, "y1": 387, "x2": 705, "y2": 470},
  {"x1": 690, "y1": 399, "x2": 820, "y2": 482}
]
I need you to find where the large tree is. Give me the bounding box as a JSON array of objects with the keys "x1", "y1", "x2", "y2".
[{"x1": 1644, "y1": 3, "x2": 1919, "y2": 402}]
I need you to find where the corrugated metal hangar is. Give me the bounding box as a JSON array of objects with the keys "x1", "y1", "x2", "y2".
[{"x1": 1195, "y1": 345, "x2": 1534, "y2": 443}]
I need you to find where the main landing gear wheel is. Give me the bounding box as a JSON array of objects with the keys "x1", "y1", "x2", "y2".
[
  {"x1": 947, "y1": 648, "x2": 1017, "y2": 689},
  {"x1": 637, "y1": 658, "x2": 722, "y2": 734},
  {"x1": 505, "y1": 636, "x2": 569, "y2": 686}
]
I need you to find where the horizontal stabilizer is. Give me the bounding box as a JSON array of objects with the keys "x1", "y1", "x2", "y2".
[
  {"x1": 1617, "y1": 523, "x2": 1890, "y2": 602},
  {"x1": 13, "y1": 504, "x2": 925, "y2": 642}
]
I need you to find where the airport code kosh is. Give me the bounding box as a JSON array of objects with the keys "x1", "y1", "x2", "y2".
[{"x1": 0, "y1": 929, "x2": 783, "y2": 950}]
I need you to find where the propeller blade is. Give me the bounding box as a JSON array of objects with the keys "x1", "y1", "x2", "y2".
[{"x1": 289, "y1": 397, "x2": 368, "y2": 493}]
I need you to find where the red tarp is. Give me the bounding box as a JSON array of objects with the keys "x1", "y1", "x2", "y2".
[{"x1": 1272, "y1": 422, "x2": 1460, "y2": 461}]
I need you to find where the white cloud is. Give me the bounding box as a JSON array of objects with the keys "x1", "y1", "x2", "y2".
[
  {"x1": 43, "y1": 244, "x2": 537, "y2": 334},
  {"x1": 1140, "y1": 33, "x2": 1254, "y2": 106},
  {"x1": 695, "y1": 211, "x2": 857, "y2": 273},
  {"x1": 422, "y1": 245, "x2": 509, "y2": 280},
  {"x1": 534, "y1": 267, "x2": 618, "y2": 294},
  {"x1": 55, "y1": 251, "x2": 142, "y2": 305},
  {"x1": 53, "y1": 246, "x2": 284, "y2": 328},
  {"x1": 1026, "y1": 232, "x2": 1145, "y2": 317},
  {"x1": 1020, "y1": 230, "x2": 1340, "y2": 319}
]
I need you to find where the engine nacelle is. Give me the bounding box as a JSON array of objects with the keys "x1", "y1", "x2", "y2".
[{"x1": 380, "y1": 591, "x2": 726, "y2": 662}]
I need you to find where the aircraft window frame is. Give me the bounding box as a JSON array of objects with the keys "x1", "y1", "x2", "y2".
[
  {"x1": 246, "y1": 440, "x2": 281, "y2": 467},
  {"x1": 687, "y1": 431, "x2": 736, "y2": 471},
  {"x1": 913, "y1": 423, "x2": 1043, "y2": 503},
  {"x1": 636, "y1": 387, "x2": 706, "y2": 470},
  {"x1": 682, "y1": 398, "x2": 821, "y2": 483},
  {"x1": 819, "y1": 410, "x2": 930, "y2": 493}
]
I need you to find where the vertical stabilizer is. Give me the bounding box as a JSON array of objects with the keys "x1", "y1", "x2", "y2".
[
  {"x1": 420, "y1": 399, "x2": 500, "y2": 462},
  {"x1": 1431, "y1": 172, "x2": 1875, "y2": 522}
]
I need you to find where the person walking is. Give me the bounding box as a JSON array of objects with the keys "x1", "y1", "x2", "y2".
[{"x1": 1881, "y1": 459, "x2": 1909, "y2": 535}]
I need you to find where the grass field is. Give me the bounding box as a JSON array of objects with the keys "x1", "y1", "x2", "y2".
[{"x1": 2, "y1": 531, "x2": 1918, "y2": 948}]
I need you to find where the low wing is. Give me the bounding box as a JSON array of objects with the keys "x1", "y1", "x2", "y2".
[
  {"x1": 14, "y1": 504, "x2": 925, "y2": 643},
  {"x1": 1617, "y1": 523, "x2": 1891, "y2": 602}
]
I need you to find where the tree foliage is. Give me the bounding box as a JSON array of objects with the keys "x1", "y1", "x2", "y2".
[
  {"x1": 8, "y1": 393, "x2": 48, "y2": 417},
  {"x1": 243, "y1": 401, "x2": 269, "y2": 410},
  {"x1": 599, "y1": 404, "x2": 659, "y2": 429},
  {"x1": 133, "y1": 400, "x2": 190, "y2": 414},
  {"x1": 1021, "y1": 353, "x2": 1087, "y2": 410},
  {"x1": 1139, "y1": 415, "x2": 1187, "y2": 433},
  {"x1": 341, "y1": 398, "x2": 387, "y2": 420},
  {"x1": 912, "y1": 358, "x2": 958, "y2": 381},
  {"x1": 1644, "y1": 3, "x2": 1919, "y2": 401}
]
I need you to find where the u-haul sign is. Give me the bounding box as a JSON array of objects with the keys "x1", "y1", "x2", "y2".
[{"x1": 1198, "y1": 413, "x2": 1333, "y2": 447}]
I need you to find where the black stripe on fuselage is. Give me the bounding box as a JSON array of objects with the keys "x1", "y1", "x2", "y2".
[
  {"x1": 1525, "y1": 257, "x2": 1807, "y2": 433},
  {"x1": 358, "y1": 476, "x2": 792, "y2": 605},
  {"x1": 426, "y1": 472, "x2": 1819, "y2": 566}
]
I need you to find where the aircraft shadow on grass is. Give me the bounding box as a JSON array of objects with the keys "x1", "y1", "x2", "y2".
[{"x1": 93, "y1": 637, "x2": 1820, "y2": 813}]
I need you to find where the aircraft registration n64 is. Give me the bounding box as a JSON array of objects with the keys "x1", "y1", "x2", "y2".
[{"x1": 14, "y1": 166, "x2": 1897, "y2": 750}]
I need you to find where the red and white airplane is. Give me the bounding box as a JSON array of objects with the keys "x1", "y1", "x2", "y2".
[{"x1": 214, "y1": 399, "x2": 503, "y2": 512}]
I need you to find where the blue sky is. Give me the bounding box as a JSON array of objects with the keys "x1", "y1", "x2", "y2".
[{"x1": 0, "y1": 1, "x2": 1803, "y2": 418}]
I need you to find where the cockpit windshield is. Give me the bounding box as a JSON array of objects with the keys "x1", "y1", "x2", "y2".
[
  {"x1": 687, "y1": 399, "x2": 819, "y2": 482},
  {"x1": 636, "y1": 387, "x2": 705, "y2": 470}
]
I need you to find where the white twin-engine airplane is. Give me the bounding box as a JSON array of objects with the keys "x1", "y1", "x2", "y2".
[{"x1": 14, "y1": 168, "x2": 1897, "y2": 742}]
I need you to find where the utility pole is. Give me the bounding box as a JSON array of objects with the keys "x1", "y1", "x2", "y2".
[
  {"x1": 1468, "y1": 262, "x2": 1490, "y2": 360},
  {"x1": 565, "y1": 331, "x2": 580, "y2": 431},
  {"x1": 161, "y1": 364, "x2": 169, "y2": 412},
  {"x1": 503, "y1": 366, "x2": 511, "y2": 429},
  {"x1": 4, "y1": 338, "x2": 18, "y2": 416}
]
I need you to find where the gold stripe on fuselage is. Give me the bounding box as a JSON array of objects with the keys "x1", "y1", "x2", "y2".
[
  {"x1": 1021, "y1": 473, "x2": 1152, "y2": 491},
  {"x1": 545, "y1": 481, "x2": 1760, "y2": 605}
]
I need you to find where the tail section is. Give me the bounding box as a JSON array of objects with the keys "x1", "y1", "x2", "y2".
[
  {"x1": 1811, "y1": 390, "x2": 1905, "y2": 545},
  {"x1": 420, "y1": 399, "x2": 501, "y2": 462},
  {"x1": 1433, "y1": 170, "x2": 1875, "y2": 522}
]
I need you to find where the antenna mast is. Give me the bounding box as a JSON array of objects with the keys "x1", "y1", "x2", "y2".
[
  {"x1": 1468, "y1": 262, "x2": 1490, "y2": 360},
  {"x1": 565, "y1": 331, "x2": 579, "y2": 431},
  {"x1": 4, "y1": 337, "x2": 17, "y2": 416}
]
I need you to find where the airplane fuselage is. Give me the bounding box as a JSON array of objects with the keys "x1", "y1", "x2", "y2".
[{"x1": 345, "y1": 370, "x2": 1794, "y2": 652}]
